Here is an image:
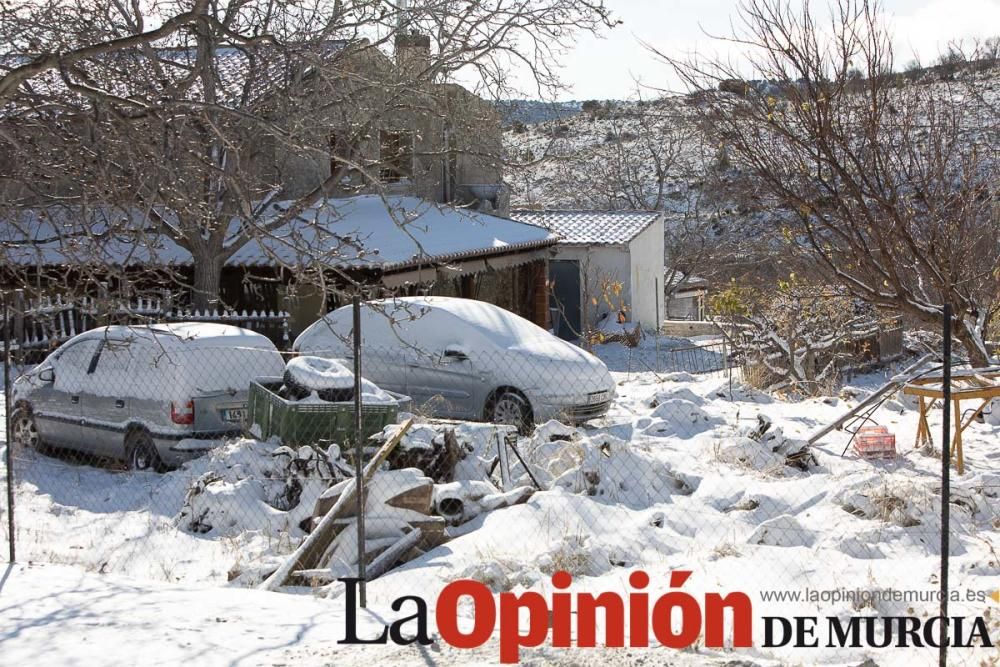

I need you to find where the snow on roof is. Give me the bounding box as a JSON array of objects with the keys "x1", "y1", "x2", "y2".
[
  {"x1": 666, "y1": 272, "x2": 710, "y2": 288},
  {"x1": 230, "y1": 196, "x2": 557, "y2": 271},
  {"x1": 508, "y1": 209, "x2": 661, "y2": 245},
  {"x1": 1, "y1": 41, "x2": 351, "y2": 110},
  {"x1": 1, "y1": 195, "x2": 557, "y2": 272}
]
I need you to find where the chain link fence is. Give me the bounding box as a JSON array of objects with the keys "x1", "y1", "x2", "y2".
[{"x1": 1, "y1": 300, "x2": 999, "y2": 665}]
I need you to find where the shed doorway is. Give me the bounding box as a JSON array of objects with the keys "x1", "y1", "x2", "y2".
[{"x1": 549, "y1": 259, "x2": 581, "y2": 341}]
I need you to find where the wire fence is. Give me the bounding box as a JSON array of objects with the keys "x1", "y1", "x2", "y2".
[
  {"x1": 658, "y1": 340, "x2": 732, "y2": 375},
  {"x1": 1, "y1": 302, "x2": 998, "y2": 665}
]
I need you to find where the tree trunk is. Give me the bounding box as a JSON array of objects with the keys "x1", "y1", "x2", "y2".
[
  {"x1": 191, "y1": 253, "x2": 224, "y2": 312},
  {"x1": 957, "y1": 319, "x2": 993, "y2": 368}
]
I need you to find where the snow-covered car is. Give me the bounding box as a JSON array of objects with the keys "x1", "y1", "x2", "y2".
[
  {"x1": 293, "y1": 297, "x2": 616, "y2": 430},
  {"x1": 10, "y1": 323, "x2": 285, "y2": 471}
]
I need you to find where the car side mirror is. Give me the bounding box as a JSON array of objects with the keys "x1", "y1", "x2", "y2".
[
  {"x1": 443, "y1": 346, "x2": 469, "y2": 362},
  {"x1": 38, "y1": 367, "x2": 55, "y2": 383}
]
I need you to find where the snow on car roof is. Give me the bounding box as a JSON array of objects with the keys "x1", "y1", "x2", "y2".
[
  {"x1": 3, "y1": 196, "x2": 557, "y2": 272},
  {"x1": 71, "y1": 322, "x2": 277, "y2": 349},
  {"x1": 366, "y1": 296, "x2": 549, "y2": 343}
]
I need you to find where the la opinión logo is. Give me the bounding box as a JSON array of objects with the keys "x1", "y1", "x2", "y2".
[
  {"x1": 338, "y1": 569, "x2": 752, "y2": 662},
  {"x1": 337, "y1": 571, "x2": 995, "y2": 662}
]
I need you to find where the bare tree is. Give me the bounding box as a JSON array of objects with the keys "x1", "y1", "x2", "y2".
[
  {"x1": 662, "y1": 0, "x2": 1000, "y2": 365},
  {"x1": 582, "y1": 100, "x2": 692, "y2": 211},
  {"x1": 710, "y1": 279, "x2": 879, "y2": 393},
  {"x1": 1, "y1": 0, "x2": 615, "y2": 308}
]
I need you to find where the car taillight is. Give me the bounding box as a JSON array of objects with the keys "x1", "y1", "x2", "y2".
[{"x1": 170, "y1": 400, "x2": 195, "y2": 425}]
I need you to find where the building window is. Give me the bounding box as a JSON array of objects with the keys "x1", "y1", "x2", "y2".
[{"x1": 379, "y1": 130, "x2": 413, "y2": 183}]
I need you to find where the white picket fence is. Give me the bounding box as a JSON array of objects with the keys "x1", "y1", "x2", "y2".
[{"x1": 2, "y1": 294, "x2": 290, "y2": 355}]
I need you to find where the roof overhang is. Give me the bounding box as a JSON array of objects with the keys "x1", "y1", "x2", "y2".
[{"x1": 380, "y1": 245, "x2": 551, "y2": 288}]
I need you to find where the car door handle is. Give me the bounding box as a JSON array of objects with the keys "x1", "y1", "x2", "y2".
[
  {"x1": 70, "y1": 395, "x2": 79, "y2": 404},
  {"x1": 115, "y1": 399, "x2": 125, "y2": 408}
]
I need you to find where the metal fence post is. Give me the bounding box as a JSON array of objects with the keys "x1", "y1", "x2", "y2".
[
  {"x1": 13, "y1": 289, "x2": 24, "y2": 365},
  {"x1": 352, "y1": 294, "x2": 367, "y2": 607},
  {"x1": 654, "y1": 278, "x2": 661, "y2": 373},
  {"x1": 3, "y1": 293, "x2": 15, "y2": 563},
  {"x1": 939, "y1": 303, "x2": 952, "y2": 666}
]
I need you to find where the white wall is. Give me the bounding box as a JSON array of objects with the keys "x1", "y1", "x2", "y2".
[
  {"x1": 551, "y1": 244, "x2": 631, "y2": 330},
  {"x1": 627, "y1": 215, "x2": 665, "y2": 328}
]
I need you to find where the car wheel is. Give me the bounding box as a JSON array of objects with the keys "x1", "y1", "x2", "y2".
[
  {"x1": 11, "y1": 408, "x2": 42, "y2": 451},
  {"x1": 125, "y1": 430, "x2": 163, "y2": 472},
  {"x1": 487, "y1": 390, "x2": 533, "y2": 434}
]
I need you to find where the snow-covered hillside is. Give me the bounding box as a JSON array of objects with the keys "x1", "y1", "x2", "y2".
[
  {"x1": 504, "y1": 96, "x2": 711, "y2": 211},
  {"x1": 504, "y1": 65, "x2": 1000, "y2": 212}
]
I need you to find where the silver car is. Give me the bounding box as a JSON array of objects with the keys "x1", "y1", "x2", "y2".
[
  {"x1": 10, "y1": 323, "x2": 285, "y2": 470},
  {"x1": 293, "y1": 297, "x2": 616, "y2": 431}
]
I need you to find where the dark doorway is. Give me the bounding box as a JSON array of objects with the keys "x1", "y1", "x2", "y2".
[{"x1": 549, "y1": 259, "x2": 581, "y2": 341}]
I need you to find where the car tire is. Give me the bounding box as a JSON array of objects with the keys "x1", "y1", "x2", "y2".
[
  {"x1": 11, "y1": 407, "x2": 44, "y2": 452},
  {"x1": 487, "y1": 389, "x2": 533, "y2": 434},
  {"x1": 125, "y1": 429, "x2": 164, "y2": 473},
  {"x1": 283, "y1": 356, "x2": 354, "y2": 402}
]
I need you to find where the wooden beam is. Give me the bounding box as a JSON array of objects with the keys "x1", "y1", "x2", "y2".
[
  {"x1": 259, "y1": 418, "x2": 414, "y2": 591},
  {"x1": 904, "y1": 385, "x2": 1000, "y2": 401},
  {"x1": 364, "y1": 528, "x2": 425, "y2": 580}
]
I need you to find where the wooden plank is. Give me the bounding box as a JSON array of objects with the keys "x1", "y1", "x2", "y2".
[
  {"x1": 258, "y1": 418, "x2": 414, "y2": 591},
  {"x1": 326, "y1": 516, "x2": 445, "y2": 530},
  {"x1": 903, "y1": 385, "x2": 950, "y2": 399},
  {"x1": 365, "y1": 528, "x2": 424, "y2": 580},
  {"x1": 915, "y1": 396, "x2": 932, "y2": 448},
  {"x1": 904, "y1": 385, "x2": 1000, "y2": 401},
  {"x1": 905, "y1": 368, "x2": 1000, "y2": 385},
  {"x1": 292, "y1": 565, "x2": 355, "y2": 584}
]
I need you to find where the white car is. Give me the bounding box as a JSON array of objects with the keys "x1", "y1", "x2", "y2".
[
  {"x1": 293, "y1": 297, "x2": 616, "y2": 430},
  {"x1": 11, "y1": 323, "x2": 285, "y2": 470}
]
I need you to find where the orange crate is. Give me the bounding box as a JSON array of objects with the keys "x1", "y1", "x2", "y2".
[{"x1": 854, "y1": 426, "x2": 896, "y2": 460}]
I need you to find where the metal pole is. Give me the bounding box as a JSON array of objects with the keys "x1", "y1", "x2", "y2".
[
  {"x1": 654, "y1": 278, "x2": 661, "y2": 373},
  {"x1": 4, "y1": 294, "x2": 15, "y2": 563},
  {"x1": 724, "y1": 338, "x2": 733, "y2": 400},
  {"x1": 352, "y1": 294, "x2": 366, "y2": 607},
  {"x1": 939, "y1": 303, "x2": 952, "y2": 667}
]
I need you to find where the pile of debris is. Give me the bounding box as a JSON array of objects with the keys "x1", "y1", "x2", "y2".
[
  {"x1": 716, "y1": 414, "x2": 817, "y2": 473},
  {"x1": 256, "y1": 419, "x2": 538, "y2": 590}
]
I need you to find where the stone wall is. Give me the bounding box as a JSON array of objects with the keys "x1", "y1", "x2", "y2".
[{"x1": 659, "y1": 320, "x2": 721, "y2": 336}]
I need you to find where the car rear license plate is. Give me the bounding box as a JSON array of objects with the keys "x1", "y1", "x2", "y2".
[
  {"x1": 223, "y1": 408, "x2": 246, "y2": 423},
  {"x1": 587, "y1": 391, "x2": 610, "y2": 405}
]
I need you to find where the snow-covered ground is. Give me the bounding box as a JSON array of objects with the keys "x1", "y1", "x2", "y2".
[
  {"x1": 2, "y1": 343, "x2": 1000, "y2": 666},
  {"x1": 0, "y1": 561, "x2": 739, "y2": 667}
]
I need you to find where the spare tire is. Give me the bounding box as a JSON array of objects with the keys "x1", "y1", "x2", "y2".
[{"x1": 284, "y1": 356, "x2": 355, "y2": 402}]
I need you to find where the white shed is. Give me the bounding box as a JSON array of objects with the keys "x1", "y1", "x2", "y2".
[{"x1": 509, "y1": 210, "x2": 665, "y2": 340}]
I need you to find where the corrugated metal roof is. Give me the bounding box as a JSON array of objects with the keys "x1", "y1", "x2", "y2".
[
  {"x1": 509, "y1": 209, "x2": 661, "y2": 245},
  {"x1": 1, "y1": 195, "x2": 557, "y2": 272}
]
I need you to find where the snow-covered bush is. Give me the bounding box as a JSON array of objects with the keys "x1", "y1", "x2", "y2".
[
  {"x1": 176, "y1": 439, "x2": 348, "y2": 538},
  {"x1": 715, "y1": 414, "x2": 815, "y2": 474}
]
